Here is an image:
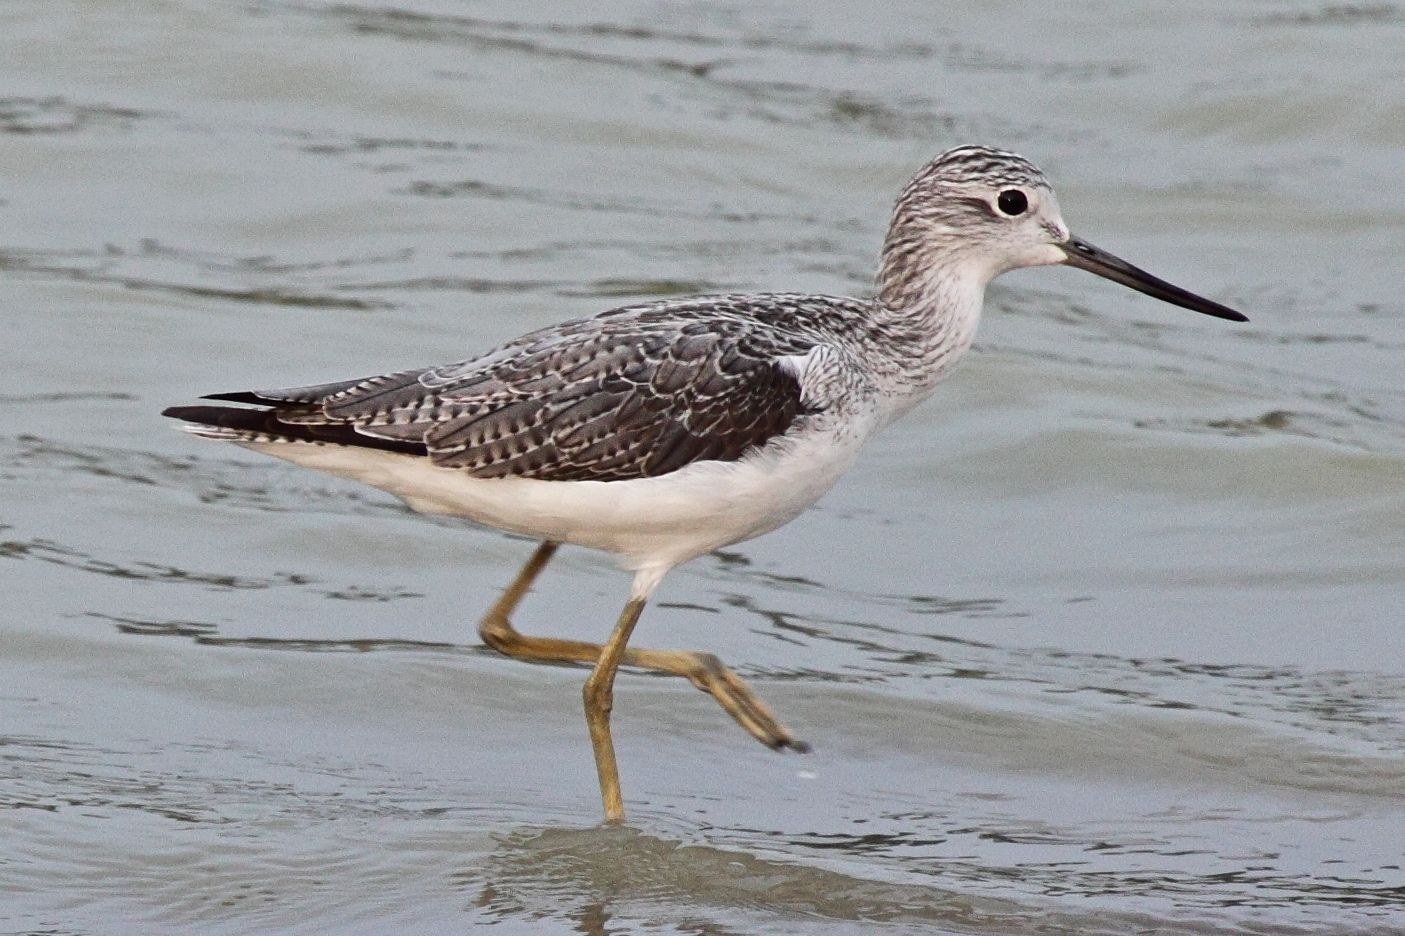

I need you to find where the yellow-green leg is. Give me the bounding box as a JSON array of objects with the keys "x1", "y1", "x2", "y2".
[
  {"x1": 477, "y1": 542, "x2": 807, "y2": 822},
  {"x1": 582, "y1": 594, "x2": 646, "y2": 823}
]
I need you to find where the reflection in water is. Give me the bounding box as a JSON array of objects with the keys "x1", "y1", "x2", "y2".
[
  {"x1": 464, "y1": 825, "x2": 989, "y2": 936},
  {"x1": 457, "y1": 824, "x2": 1259, "y2": 936}
]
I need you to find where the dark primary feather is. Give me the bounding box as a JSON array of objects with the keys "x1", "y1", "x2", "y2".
[
  {"x1": 165, "y1": 296, "x2": 829, "y2": 483},
  {"x1": 159, "y1": 404, "x2": 427, "y2": 455}
]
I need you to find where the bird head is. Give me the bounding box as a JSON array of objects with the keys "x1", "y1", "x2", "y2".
[{"x1": 880, "y1": 145, "x2": 1247, "y2": 322}]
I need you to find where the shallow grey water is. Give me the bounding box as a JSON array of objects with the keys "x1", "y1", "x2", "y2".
[{"x1": 3, "y1": 1, "x2": 1404, "y2": 933}]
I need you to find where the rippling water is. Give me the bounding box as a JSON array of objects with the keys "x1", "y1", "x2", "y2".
[{"x1": 3, "y1": 2, "x2": 1403, "y2": 933}]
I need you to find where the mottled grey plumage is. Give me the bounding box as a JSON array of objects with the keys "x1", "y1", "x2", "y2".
[
  {"x1": 162, "y1": 145, "x2": 1247, "y2": 825},
  {"x1": 176, "y1": 293, "x2": 891, "y2": 482}
]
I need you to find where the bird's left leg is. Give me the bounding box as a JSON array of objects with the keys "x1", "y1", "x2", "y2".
[{"x1": 581, "y1": 567, "x2": 662, "y2": 824}]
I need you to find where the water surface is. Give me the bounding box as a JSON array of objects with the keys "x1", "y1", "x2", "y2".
[{"x1": 3, "y1": 2, "x2": 1403, "y2": 933}]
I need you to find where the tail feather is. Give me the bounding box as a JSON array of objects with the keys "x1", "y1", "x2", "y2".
[
  {"x1": 198, "y1": 391, "x2": 269, "y2": 405},
  {"x1": 200, "y1": 375, "x2": 373, "y2": 406},
  {"x1": 161, "y1": 404, "x2": 426, "y2": 456}
]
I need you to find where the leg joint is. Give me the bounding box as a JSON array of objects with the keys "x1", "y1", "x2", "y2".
[
  {"x1": 583, "y1": 670, "x2": 613, "y2": 713},
  {"x1": 584, "y1": 663, "x2": 612, "y2": 699},
  {"x1": 689, "y1": 652, "x2": 724, "y2": 677},
  {"x1": 478, "y1": 612, "x2": 515, "y2": 651}
]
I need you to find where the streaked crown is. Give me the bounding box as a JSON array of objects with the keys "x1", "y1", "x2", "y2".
[{"x1": 906, "y1": 145, "x2": 1051, "y2": 193}]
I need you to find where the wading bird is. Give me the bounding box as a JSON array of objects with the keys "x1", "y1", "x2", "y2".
[{"x1": 164, "y1": 146, "x2": 1247, "y2": 824}]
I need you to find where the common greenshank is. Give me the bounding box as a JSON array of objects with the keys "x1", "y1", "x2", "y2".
[{"x1": 164, "y1": 145, "x2": 1247, "y2": 824}]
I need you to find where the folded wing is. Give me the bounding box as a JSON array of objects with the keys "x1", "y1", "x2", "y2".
[{"x1": 164, "y1": 309, "x2": 819, "y2": 483}]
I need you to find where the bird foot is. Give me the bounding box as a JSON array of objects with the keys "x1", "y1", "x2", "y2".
[{"x1": 682, "y1": 652, "x2": 808, "y2": 752}]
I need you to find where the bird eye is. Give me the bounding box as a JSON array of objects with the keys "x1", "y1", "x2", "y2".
[{"x1": 996, "y1": 189, "x2": 1028, "y2": 216}]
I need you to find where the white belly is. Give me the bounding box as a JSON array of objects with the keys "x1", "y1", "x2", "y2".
[{"x1": 243, "y1": 416, "x2": 871, "y2": 573}]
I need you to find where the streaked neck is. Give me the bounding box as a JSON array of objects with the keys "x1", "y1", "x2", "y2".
[{"x1": 875, "y1": 248, "x2": 989, "y2": 394}]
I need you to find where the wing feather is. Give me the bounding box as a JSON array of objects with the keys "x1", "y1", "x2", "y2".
[{"x1": 171, "y1": 300, "x2": 834, "y2": 482}]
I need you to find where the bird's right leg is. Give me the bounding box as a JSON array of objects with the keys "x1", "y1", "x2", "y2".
[{"x1": 478, "y1": 542, "x2": 806, "y2": 752}]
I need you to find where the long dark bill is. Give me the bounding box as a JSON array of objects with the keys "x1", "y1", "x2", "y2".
[{"x1": 1061, "y1": 235, "x2": 1248, "y2": 322}]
